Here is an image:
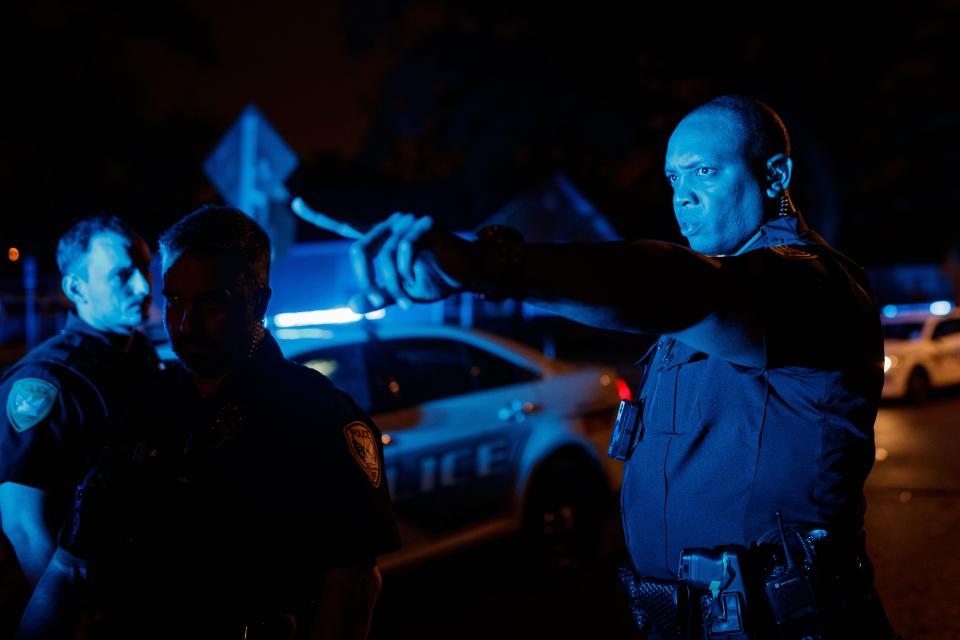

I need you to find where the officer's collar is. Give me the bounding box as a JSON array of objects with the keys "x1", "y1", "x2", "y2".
[
  {"x1": 731, "y1": 212, "x2": 811, "y2": 256},
  {"x1": 64, "y1": 312, "x2": 143, "y2": 353}
]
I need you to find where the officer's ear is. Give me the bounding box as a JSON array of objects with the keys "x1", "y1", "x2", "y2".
[
  {"x1": 764, "y1": 154, "x2": 793, "y2": 199},
  {"x1": 62, "y1": 274, "x2": 87, "y2": 307}
]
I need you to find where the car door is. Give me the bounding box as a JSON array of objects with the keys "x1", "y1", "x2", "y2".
[
  {"x1": 367, "y1": 337, "x2": 544, "y2": 540},
  {"x1": 930, "y1": 319, "x2": 960, "y2": 386}
]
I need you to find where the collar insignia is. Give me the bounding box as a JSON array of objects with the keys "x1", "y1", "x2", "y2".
[{"x1": 770, "y1": 245, "x2": 816, "y2": 260}]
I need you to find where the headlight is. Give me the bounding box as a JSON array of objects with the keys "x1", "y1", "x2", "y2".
[{"x1": 883, "y1": 355, "x2": 899, "y2": 373}]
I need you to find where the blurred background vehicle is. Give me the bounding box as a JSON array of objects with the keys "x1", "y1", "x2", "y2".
[
  {"x1": 881, "y1": 301, "x2": 960, "y2": 403},
  {"x1": 154, "y1": 319, "x2": 628, "y2": 570},
  {"x1": 274, "y1": 323, "x2": 626, "y2": 571}
]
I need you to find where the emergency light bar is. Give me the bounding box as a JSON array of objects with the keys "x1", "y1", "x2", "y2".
[
  {"x1": 881, "y1": 300, "x2": 953, "y2": 318},
  {"x1": 273, "y1": 307, "x2": 386, "y2": 328}
]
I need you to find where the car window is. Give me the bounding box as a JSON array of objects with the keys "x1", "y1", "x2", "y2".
[
  {"x1": 465, "y1": 345, "x2": 540, "y2": 390},
  {"x1": 933, "y1": 319, "x2": 960, "y2": 339},
  {"x1": 361, "y1": 341, "x2": 404, "y2": 415},
  {"x1": 292, "y1": 344, "x2": 372, "y2": 413},
  {"x1": 380, "y1": 338, "x2": 476, "y2": 409},
  {"x1": 882, "y1": 323, "x2": 924, "y2": 341}
]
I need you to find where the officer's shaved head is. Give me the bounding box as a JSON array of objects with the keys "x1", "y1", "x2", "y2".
[
  {"x1": 666, "y1": 96, "x2": 796, "y2": 255},
  {"x1": 687, "y1": 95, "x2": 792, "y2": 178},
  {"x1": 159, "y1": 206, "x2": 270, "y2": 287}
]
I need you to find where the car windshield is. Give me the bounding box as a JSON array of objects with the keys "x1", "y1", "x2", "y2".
[{"x1": 882, "y1": 322, "x2": 925, "y2": 341}]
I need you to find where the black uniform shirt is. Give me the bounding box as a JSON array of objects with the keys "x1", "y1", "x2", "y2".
[
  {"x1": 0, "y1": 314, "x2": 159, "y2": 506},
  {"x1": 110, "y1": 330, "x2": 400, "y2": 620},
  {"x1": 620, "y1": 215, "x2": 883, "y2": 579}
]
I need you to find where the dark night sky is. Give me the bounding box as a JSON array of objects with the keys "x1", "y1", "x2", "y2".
[{"x1": 2, "y1": 0, "x2": 959, "y2": 282}]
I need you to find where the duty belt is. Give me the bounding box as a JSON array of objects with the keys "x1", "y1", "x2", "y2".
[{"x1": 618, "y1": 566, "x2": 692, "y2": 640}]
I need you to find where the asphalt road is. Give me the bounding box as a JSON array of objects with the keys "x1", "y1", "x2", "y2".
[
  {"x1": 370, "y1": 394, "x2": 960, "y2": 640},
  {"x1": 866, "y1": 394, "x2": 960, "y2": 640}
]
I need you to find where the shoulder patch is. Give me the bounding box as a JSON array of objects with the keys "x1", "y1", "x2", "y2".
[
  {"x1": 6, "y1": 378, "x2": 58, "y2": 433},
  {"x1": 343, "y1": 421, "x2": 382, "y2": 488},
  {"x1": 770, "y1": 245, "x2": 816, "y2": 260}
]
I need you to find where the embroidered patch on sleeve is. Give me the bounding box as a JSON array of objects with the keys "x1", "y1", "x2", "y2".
[
  {"x1": 6, "y1": 378, "x2": 58, "y2": 433},
  {"x1": 770, "y1": 245, "x2": 816, "y2": 260},
  {"x1": 343, "y1": 421, "x2": 382, "y2": 488}
]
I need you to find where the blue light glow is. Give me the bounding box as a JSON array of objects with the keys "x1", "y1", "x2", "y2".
[
  {"x1": 273, "y1": 307, "x2": 386, "y2": 327},
  {"x1": 929, "y1": 300, "x2": 952, "y2": 316},
  {"x1": 275, "y1": 328, "x2": 335, "y2": 340},
  {"x1": 881, "y1": 301, "x2": 953, "y2": 318}
]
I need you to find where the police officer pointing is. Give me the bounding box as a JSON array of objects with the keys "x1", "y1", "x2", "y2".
[
  {"x1": 338, "y1": 96, "x2": 897, "y2": 639},
  {"x1": 0, "y1": 217, "x2": 158, "y2": 632}
]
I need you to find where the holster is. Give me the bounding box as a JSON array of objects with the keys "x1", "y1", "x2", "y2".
[
  {"x1": 677, "y1": 545, "x2": 766, "y2": 640},
  {"x1": 618, "y1": 565, "x2": 691, "y2": 640}
]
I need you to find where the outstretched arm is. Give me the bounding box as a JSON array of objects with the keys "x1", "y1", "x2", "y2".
[{"x1": 348, "y1": 214, "x2": 765, "y2": 367}]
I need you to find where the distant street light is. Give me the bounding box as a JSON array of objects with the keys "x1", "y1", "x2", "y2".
[{"x1": 7, "y1": 247, "x2": 19, "y2": 262}]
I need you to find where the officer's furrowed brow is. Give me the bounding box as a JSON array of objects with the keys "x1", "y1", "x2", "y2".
[{"x1": 666, "y1": 155, "x2": 721, "y2": 172}]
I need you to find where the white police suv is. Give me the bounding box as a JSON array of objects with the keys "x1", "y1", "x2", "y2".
[
  {"x1": 270, "y1": 321, "x2": 626, "y2": 571},
  {"x1": 881, "y1": 301, "x2": 960, "y2": 403}
]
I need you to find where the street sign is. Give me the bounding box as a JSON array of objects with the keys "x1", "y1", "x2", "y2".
[{"x1": 203, "y1": 104, "x2": 300, "y2": 258}]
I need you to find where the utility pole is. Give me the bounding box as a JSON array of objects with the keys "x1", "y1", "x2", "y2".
[{"x1": 23, "y1": 255, "x2": 38, "y2": 349}]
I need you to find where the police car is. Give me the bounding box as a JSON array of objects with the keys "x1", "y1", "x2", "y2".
[
  {"x1": 268, "y1": 320, "x2": 626, "y2": 571},
  {"x1": 881, "y1": 301, "x2": 960, "y2": 403}
]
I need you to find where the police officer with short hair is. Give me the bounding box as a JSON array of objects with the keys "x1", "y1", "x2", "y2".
[
  {"x1": 21, "y1": 206, "x2": 400, "y2": 640},
  {"x1": 0, "y1": 216, "x2": 158, "y2": 633},
  {"x1": 338, "y1": 96, "x2": 898, "y2": 639}
]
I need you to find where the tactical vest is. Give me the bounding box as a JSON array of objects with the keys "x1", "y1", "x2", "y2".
[{"x1": 620, "y1": 219, "x2": 881, "y2": 579}]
